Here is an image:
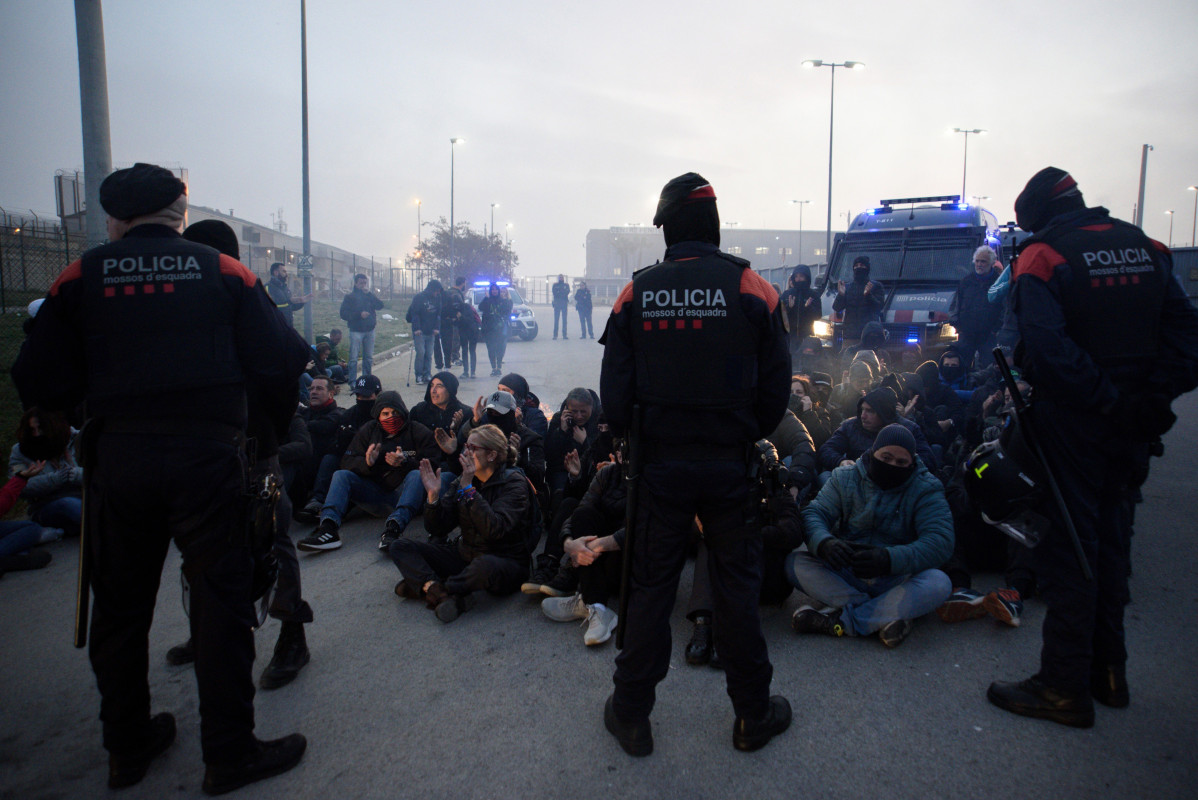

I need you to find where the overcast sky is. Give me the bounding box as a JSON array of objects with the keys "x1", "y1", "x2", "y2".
[{"x1": 3, "y1": 0, "x2": 1197, "y2": 275}]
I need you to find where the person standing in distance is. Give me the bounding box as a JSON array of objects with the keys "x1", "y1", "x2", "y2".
[
  {"x1": 598, "y1": 172, "x2": 792, "y2": 756},
  {"x1": 12, "y1": 163, "x2": 307, "y2": 793},
  {"x1": 552, "y1": 273, "x2": 571, "y2": 340},
  {"x1": 267, "y1": 261, "x2": 312, "y2": 330},
  {"x1": 339, "y1": 273, "x2": 385, "y2": 384},
  {"x1": 987, "y1": 167, "x2": 1198, "y2": 727},
  {"x1": 575, "y1": 279, "x2": 594, "y2": 339}
]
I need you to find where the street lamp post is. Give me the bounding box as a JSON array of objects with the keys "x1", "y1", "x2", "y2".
[
  {"x1": 490, "y1": 203, "x2": 499, "y2": 238},
  {"x1": 1166, "y1": 210, "x2": 1174, "y2": 248},
  {"x1": 1188, "y1": 186, "x2": 1197, "y2": 246},
  {"x1": 791, "y1": 199, "x2": 810, "y2": 263},
  {"x1": 450, "y1": 137, "x2": 464, "y2": 272},
  {"x1": 952, "y1": 128, "x2": 986, "y2": 201},
  {"x1": 415, "y1": 199, "x2": 421, "y2": 251},
  {"x1": 802, "y1": 59, "x2": 864, "y2": 266}
]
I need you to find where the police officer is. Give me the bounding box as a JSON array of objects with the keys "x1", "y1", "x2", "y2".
[
  {"x1": 987, "y1": 167, "x2": 1198, "y2": 727},
  {"x1": 13, "y1": 163, "x2": 309, "y2": 792},
  {"x1": 598, "y1": 173, "x2": 792, "y2": 755}
]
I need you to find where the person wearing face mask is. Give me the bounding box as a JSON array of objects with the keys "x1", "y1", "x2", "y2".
[
  {"x1": 832, "y1": 255, "x2": 885, "y2": 343},
  {"x1": 781, "y1": 265, "x2": 821, "y2": 351},
  {"x1": 441, "y1": 390, "x2": 546, "y2": 497},
  {"x1": 8, "y1": 408, "x2": 82, "y2": 538},
  {"x1": 818, "y1": 386, "x2": 937, "y2": 479},
  {"x1": 295, "y1": 374, "x2": 381, "y2": 522},
  {"x1": 497, "y1": 372, "x2": 548, "y2": 436},
  {"x1": 391, "y1": 424, "x2": 535, "y2": 622},
  {"x1": 787, "y1": 424, "x2": 953, "y2": 648},
  {"x1": 937, "y1": 346, "x2": 970, "y2": 394}
]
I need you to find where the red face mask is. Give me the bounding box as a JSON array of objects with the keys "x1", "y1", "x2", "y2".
[{"x1": 379, "y1": 414, "x2": 404, "y2": 435}]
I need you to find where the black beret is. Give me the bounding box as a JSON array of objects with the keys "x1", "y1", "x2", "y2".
[
  {"x1": 182, "y1": 219, "x2": 239, "y2": 259},
  {"x1": 653, "y1": 172, "x2": 716, "y2": 227},
  {"x1": 1014, "y1": 166, "x2": 1084, "y2": 233},
  {"x1": 99, "y1": 162, "x2": 187, "y2": 221}
]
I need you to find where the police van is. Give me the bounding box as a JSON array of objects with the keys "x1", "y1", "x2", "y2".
[
  {"x1": 465, "y1": 280, "x2": 539, "y2": 341},
  {"x1": 815, "y1": 195, "x2": 1011, "y2": 354}
]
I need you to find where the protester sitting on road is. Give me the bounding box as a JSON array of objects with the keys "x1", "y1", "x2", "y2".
[
  {"x1": 411, "y1": 372, "x2": 471, "y2": 441},
  {"x1": 297, "y1": 390, "x2": 437, "y2": 554},
  {"x1": 390, "y1": 424, "x2": 533, "y2": 622},
  {"x1": 292, "y1": 376, "x2": 343, "y2": 509},
  {"x1": 315, "y1": 328, "x2": 348, "y2": 383},
  {"x1": 544, "y1": 388, "x2": 600, "y2": 509},
  {"x1": 0, "y1": 458, "x2": 54, "y2": 576},
  {"x1": 440, "y1": 391, "x2": 546, "y2": 502},
  {"x1": 938, "y1": 345, "x2": 971, "y2": 394},
  {"x1": 818, "y1": 387, "x2": 937, "y2": 479},
  {"x1": 788, "y1": 424, "x2": 954, "y2": 647},
  {"x1": 913, "y1": 360, "x2": 966, "y2": 450},
  {"x1": 498, "y1": 372, "x2": 548, "y2": 436},
  {"x1": 540, "y1": 460, "x2": 626, "y2": 646},
  {"x1": 295, "y1": 374, "x2": 380, "y2": 522},
  {"x1": 790, "y1": 375, "x2": 835, "y2": 451},
  {"x1": 828, "y1": 361, "x2": 875, "y2": 420},
  {"x1": 8, "y1": 408, "x2": 82, "y2": 539}
]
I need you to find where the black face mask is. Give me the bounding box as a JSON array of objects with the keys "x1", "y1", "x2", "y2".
[
  {"x1": 853, "y1": 268, "x2": 869, "y2": 283},
  {"x1": 867, "y1": 454, "x2": 916, "y2": 490},
  {"x1": 19, "y1": 434, "x2": 59, "y2": 462},
  {"x1": 486, "y1": 411, "x2": 517, "y2": 437},
  {"x1": 940, "y1": 363, "x2": 964, "y2": 382}
]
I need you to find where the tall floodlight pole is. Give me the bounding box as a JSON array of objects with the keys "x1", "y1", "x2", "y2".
[
  {"x1": 1165, "y1": 210, "x2": 1174, "y2": 248},
  {"x1": 299, "y1": 0, "x2": 313, "y2": 342},
  {"x1": 952, "y1": 128, "x2": 986, "y2": 200},
  {"x1": 791, "y1": 199, "x2": 810, "y2": 263},
  {"x1": 450, "y1": 138, "x2": 464, "y2": 273},
  {"x1": 415, "y1": 199, "x2": 422, "y2": 251},
  {"x1": 1135, "y1": 144, "x2": 1153, "y2": 228},
  {"x1": 1188, "y1": 186, "x2": 1197, "y2": 247},
  {"x1": 74, "y1": 0, "x2": 113, "y2": 248},
  {"x1": 802, "y1": 59, "x2": 864, "y2": 266},
  {"x1": 491, "y1": 202, "x2": 499, "y2": 238}
]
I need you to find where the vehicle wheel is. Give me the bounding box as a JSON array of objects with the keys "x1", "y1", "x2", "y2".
[{"x1": 521, "y1": 329, "x2": 538, "y2": 341}]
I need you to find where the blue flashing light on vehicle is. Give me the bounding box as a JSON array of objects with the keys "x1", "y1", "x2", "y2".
[{"x1": 473, "y1": 279, "x2": 511, "y2": 287}]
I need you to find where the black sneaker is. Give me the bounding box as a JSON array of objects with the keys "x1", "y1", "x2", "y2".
[
  {"x1": 108, "y1": 712, "x2": 176, "y2": 789},
  {"x1": 378, "y1": 519, "x2": 403, "y2": 552},
  {"x1": 540, "y1": 563, "x2": 578, "y2": 597},
  {"x1": 936, "y1": 587, "x2": 988, "y2": 623},
  {"x1": 791, "y1": 606, "x2": 847, "y2": 637},
  {"x1": 297, "y1": 520, "x2": 340, "y2": 552},
  {"x1": 293, "y1": 500, "x2": 322, "y2": 524},
  {"x1": 0, "y1": 550, "x2": 52, "y2": 576},
  {"x1": 1091, "y1": 664, "x2": 1130, "y2": 708},
  {"x1": 521, "y1": 554, "x2": 559, "y2": 595},
  {"x1": 733, "y1": 695, "x2": 792, "y2": 752},
  {"x1": 434, "y1": 591, "x2": 476, "y2": 623},
  {"x1": 604, "y1": 695, "x2": 652, "y2": 757},
  {"x1": 987, "y1": 676, "x2": 1095, "y2": 728},
  {"x1": 878, "y1": 618, "x2": 914, "y2": 648},
  {"x1": 201, "y1": 733, "x2": 307, "y2": 796},
  {"x1": 166, "y1": 638, "x2": 195, "y2": 666}
]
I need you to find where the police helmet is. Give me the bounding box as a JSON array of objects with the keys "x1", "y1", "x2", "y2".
[{"x1": 963, "y1": 438, "x2": 1049, "y2": 547}]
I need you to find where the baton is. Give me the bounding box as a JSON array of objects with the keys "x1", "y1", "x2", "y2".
[
  {"x1": 615, "y1": 404, "x2": 642, "y2": 649},
  {"x1": 74, "y1": 419, "x2": 100, "y2": 648},
  {"x1": 992, "y1": 348, "x2": 1093, "y2": 581}
]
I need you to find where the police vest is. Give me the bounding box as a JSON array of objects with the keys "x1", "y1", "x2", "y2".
[
  {"x1": 628, "y1": 252, "x2": 758, "y2": 410},
  {"x1": 78, "y1": 235, "x2": 244, "y2": 412},
  {"x1": 1031, "y1": 217, "x2": 1168, "y2": 373}
]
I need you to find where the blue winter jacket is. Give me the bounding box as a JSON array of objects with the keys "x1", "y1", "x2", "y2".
[{"x1": 801, "y1": 455, "x2": 954, "y2": 577}]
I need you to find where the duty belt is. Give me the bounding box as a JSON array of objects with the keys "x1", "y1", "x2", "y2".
[
  {"x1": 102, "y1": 417, "x2": 244, "y2": 445},
  {"x1": 642, "y1": 440, "x2": 749, "y2": 463}
]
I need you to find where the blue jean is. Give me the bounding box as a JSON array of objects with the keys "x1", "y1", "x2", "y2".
[
  {"x1": 0, "y1": 520, "x2": 42, "y2": 557},
  {"x1": 785, "y1": 551, "x2": 951, "y2": 635},
  {"x1": 553, "y1": 305, "x2": 568, "y2": 337},
  {"x1": 320, "y1": 469, "x2": 424, "y2": 531},
  {"x1": 348, "y1": 329, "x2": 376, "y2": 384},
  {"x1": 413, "y1": 332, "x2": 436, "y2": 381},
  {"x1": 32, "y1": 496, "x2": 82, "y2": 537}
]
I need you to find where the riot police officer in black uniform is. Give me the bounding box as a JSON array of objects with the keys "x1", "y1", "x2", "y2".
[
  {"x1": 598, "y1": 173, "x2": 792, "y2": 755},
  {"x1": 987, "y1": 167, "x2": 1198, "y2": 727},
  {"x1": 13, "y1": 163, "x2": 308, "y2": 792}
]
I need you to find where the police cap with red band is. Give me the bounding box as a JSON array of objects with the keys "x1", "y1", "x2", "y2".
[
  {"x1": 652, "y1": 172, "x2": 717, "y2": 228},
  {"x1": 99, "y1": 162, "x2": 187, "y2": 221}
]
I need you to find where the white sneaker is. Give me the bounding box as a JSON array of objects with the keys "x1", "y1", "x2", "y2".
[
  {"x1": 584, "y1": 603, "x2": 618, "y2": 646},
  {"x1": 541, "y1": 593, "x2": 586, "y2": 622},
  {"x1": 37, "y1": 527, "x2": 65, "y2": 544}
]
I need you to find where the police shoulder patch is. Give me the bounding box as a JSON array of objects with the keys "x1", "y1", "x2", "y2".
[{"x1": 716, "y1": 251, "x2": 751, "y2": 269}]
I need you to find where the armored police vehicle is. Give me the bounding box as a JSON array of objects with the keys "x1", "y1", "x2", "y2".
[
  {"x1": 815, "y1": 195, "x2": 1009, "y2": 353},
  {"x1": 466, "y1": 280, "x2": 539, "y2": 341}
]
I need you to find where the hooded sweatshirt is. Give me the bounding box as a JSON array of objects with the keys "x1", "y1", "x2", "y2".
[
  {"x1": 410, "y1": 371, "x2": 472, "y2": 434},
  {"x1": 340, "y1": 390, "x2": 439, "y2": 489},
  {"x1": 780, "y1": 265, "x2": 820, "y2": 338}
]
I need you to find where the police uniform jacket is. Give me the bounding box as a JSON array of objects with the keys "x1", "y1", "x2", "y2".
[{"x1": 600, "y1": 241, "x2": 790, "y2": 447}]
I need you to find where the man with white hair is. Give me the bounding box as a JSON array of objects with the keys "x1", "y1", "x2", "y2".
[{"x1": 948, "y1": 245, "x2": 1003, "y2": 368}]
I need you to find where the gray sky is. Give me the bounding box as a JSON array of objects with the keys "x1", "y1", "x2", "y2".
[{"x1": 3, "y1": 0, "x2": 1197, "y2": 275}]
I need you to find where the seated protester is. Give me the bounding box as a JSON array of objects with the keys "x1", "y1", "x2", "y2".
[
  {"x1": 914, "y1": 360, "x2": 966, "y2": 449},
  {"x1": 792, "y1": 336, "x2": 831, "y2": 377},
  {"x1": 685, "y1": 441, "x2": 805, "y2": 666},
  {"x1": 828, "y1": 361, "x2": 874, "y2": 420},
  {"x1": 809, "y1": 372, "x2": 842, "y2": 429},
  {"x1": 818, "y1": 387, "x2": 937, "y2": 477},
  {"x1": 297, "y1": 390, "x2": 438, "y2": 553},
  {"x1": 897, "y1": 344, "x2": 924, "y2": 373},
  {"x1": 444, "y1": 391, "x2": 546, "y2": 490},
  {"x1": 391, "y1": 424, "x2": 533, "y2": 622},
  {"x1": 277, "y1": 412, "x2": 313, "y2": 497},
  {"x1": 0, "y1": 458, "x2": 54, "y2": 575},
  {"x1": 410, "y1": 372, "x2": 471, "y2": 439},
  {"x1": 767, "y1": 406, "x2": 818, "y2": 501},
  {"x1": 790, "y1": 375, "x2": 835, "y2": 451},
  {"x1": 544, "y1": 387, "x2": 600, "y2": 507},
  {"x1": 293, "y1": 375, "x2": 343, "y2": 508},
  {"x1": 296, "y1": 374, "x2": 380, "y2": 521},
  {"x1": 497, "y1": 372, "x2": 548, "y2": 437},
  {"x1": 314, "y1": 328, "x2": 348, "y2": 383},
  {"x1": 938, "y1": 345, "x2": 971, "y2": 394},
  {"x1": 539, "y1": 460, "x2": 626, "y2": 646},
  {"x1": 8, "y1": 408, "x2": 82, "y2": 538},
  {"x1": 788, "y1": 424, "x2": 954, "y2": 647},
  {"x1": 844, "y1": 321, "x2": 888, "y2": 365},
  {"x1": 851, "y1": 346, "x2": 886, "y2": 380}
]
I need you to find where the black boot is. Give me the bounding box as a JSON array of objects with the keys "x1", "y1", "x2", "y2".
[
  {"x1": 685, "y1": 616, "x2": 712, "y2": 666},
  {"x1": 1091, "y1": 664, "x2": 1129, "y2": 708},
  {"x1": 108, "y1": 712, "x2": 176, "y2": 789},
  {"x1": 733, "y1": 696, "x2": 792, "y2": 752},
  {"x1": 201, "y1": 734, "x2": 307, "y2": 796},
  {"x1": 259, "y1": 622, "x2": 310, "y2": 690},
  {"x1": 987, "y1": 676, "x2": 1095, "y2": 728}
]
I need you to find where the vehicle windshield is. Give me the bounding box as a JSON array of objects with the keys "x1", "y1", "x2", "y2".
[
  {"x1": 828, "y1": 232, "x2": 975, "y2": 285},
  {"x1": 469, "y1": 285, "x2": 524, "y2": 305}
]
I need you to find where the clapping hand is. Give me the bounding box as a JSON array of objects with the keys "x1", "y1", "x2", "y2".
[
  {"x1": 365, "y1": 442, "x2": 381, "y2": 467},
  {"x1": 434, "y1": 427, "x2": 458, "y2": 454},
  {"x1": 418, "y1": 458, "x2": 442, "y2": 500},
  {"x1": 564, "y1": 449, "x2": 582, "y2": 478}
]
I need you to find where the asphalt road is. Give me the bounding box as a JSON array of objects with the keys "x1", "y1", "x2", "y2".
[{"x1": 2, "y1": 304, "x2": 1196, "y2": 799}]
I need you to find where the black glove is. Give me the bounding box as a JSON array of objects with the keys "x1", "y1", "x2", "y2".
[
  {"x1": 817, "y1": 538, "x2": 854, "y2": 570},
  {"x1": 850, "y1": 546, "x2": 890, "y2": 579}
]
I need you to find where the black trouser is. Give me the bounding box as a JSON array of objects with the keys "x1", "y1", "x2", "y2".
[
  {"x1": 578, "y1": 309, "x2": 593, "y2": 338},
  {"x1": 459, "y1": 328, "x2": 478, "y2": 376},
  {"x1": 955, "y1": 329, "x2": 996, "y2": 370},
  {"x1": 88, "y1": 432, "x2": 256, "y2": 764},
  {"x1": 484, "y1": 330, "x2": 507, "y2": 370},
  {"x1": 1029, "y1": 400, "x2": 1136, "y2": 694},
  {"x1": 613, "y1": 459, "x2": 772, "y2": 721},
  {"x1": 553, "y1": 305, "x2": 568, "y2": 337},
  {"x1": 440, "y1": 325, "x2": 459, "y2": 367},
  {"x1": 264, "y1": 456, "x2": 313, "y2": 624},
  {"x1": 565, "y1": 502, "x2": 622, "y2": 604},
  {"x1": 388, "y1": 539, "x2": 525, "y2": 596},
  {"x1": 688, "y1": 540, "x2": 793, "y2": 619}
]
